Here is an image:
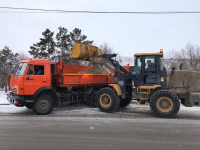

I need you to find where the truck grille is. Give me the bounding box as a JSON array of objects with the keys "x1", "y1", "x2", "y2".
[{"x1": 11, "y1": 86, "x2": 18, "y2": 94}]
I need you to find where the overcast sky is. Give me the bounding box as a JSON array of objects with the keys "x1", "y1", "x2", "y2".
[{"x1": 0, "y1": 0, "x2": 199, "y2": 57}]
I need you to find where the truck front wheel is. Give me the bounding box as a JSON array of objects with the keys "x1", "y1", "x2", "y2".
[
  {"x1": 33, "y1": 95, "x2": 54, "y2": 115},
  {"x1": 96, "y1": 87, "x2": 120, "y2": 113}
]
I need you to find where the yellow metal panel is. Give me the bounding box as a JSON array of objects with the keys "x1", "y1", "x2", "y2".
[
  {"x1": 139, "y1": 85, "x2": 161, "y2": 90},
  {"x1": 108, "y1": 84, "x2": 122, "y2": 96},
  {"x1": 134, "y1": 53, "x2": 163, "y2": 56}
]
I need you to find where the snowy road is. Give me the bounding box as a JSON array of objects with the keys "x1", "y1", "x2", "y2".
[
  {"x1": 0, "y1": 113, "x2": 200, "y2": 150},
  {"x1": 1, "y1": 91, "x2": 200, "y2": 149}
]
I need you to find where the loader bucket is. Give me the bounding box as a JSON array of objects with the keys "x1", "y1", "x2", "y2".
[{"x1": 70, "y1": 41, "x2": 102, "y2": 60}]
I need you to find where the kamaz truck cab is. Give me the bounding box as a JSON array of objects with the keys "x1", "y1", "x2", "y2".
[{"x1": 8, "y1": 59, "x2": 52, "y2": 109}]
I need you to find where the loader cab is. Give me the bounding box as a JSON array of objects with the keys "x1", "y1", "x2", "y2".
[{"x1": 133, "y1": 50, "x2": 166, "y2": 87}]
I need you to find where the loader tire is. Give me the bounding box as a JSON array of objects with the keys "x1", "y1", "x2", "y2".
[
  {"x1": 150, "y1": 90, "x2": 180, "y2": 118},
  {"x1": 120, "y1": 84, "x2": 132, "y2": 107},
  {"x1": 96, "y1": 87, "x2": 120, "y2": 113},
  {"x1": 119, "y1": 92, "x2": 132, "y2": 107},
  {"x1": 119, "y1": 99, "x2": 132, "y2": 108},
  {"x1": 33, "y1": 95, "x2": 54, "y2": 115}
]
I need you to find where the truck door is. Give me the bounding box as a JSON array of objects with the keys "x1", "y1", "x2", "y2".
[{"x1": 23, "y1": 64, "x2": 51, "y2": 95}]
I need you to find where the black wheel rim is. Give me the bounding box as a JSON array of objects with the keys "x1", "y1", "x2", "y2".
[{"x1": 36, "y1": 99, "x2": 50, "y2": 112}]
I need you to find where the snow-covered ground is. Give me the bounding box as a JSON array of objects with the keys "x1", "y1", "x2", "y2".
[
  {"x1": 0, "y1": 91, "x2": 9, "y2": 104},
  {"x1": 0, "y1": 91, "x2": 200, "y2": 117}
]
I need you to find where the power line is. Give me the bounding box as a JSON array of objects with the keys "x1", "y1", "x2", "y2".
[
  {"x1": 0, "y1": 7, "x2": 200, "y2": 14},
  {"x1": 0, "y1": 11, "x2": 66, "y2": 13}
]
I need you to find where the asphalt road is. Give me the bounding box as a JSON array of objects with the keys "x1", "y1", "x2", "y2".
[{"x1": 0, "y1": 103, "x2": 200, "y2": 150}]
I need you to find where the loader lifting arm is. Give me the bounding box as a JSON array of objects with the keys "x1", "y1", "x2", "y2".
[
  {"x1": 88, "y1": 53, "x2": 140, "y2": 86},
  {"x1": 69, "y1": 42, "x2": 140, "y2": 99}
]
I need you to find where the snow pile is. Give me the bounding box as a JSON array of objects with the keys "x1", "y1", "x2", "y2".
[{"x1": 0, "y1": 91, "x2": 9, "y2": 104}]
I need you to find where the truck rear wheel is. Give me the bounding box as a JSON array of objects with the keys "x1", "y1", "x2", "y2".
[
  {"x1": 150, "y1": 90, "x2": 180, "y2": 118},
  {"x1": 85, "y1": 93, "x2": 97, "y2": 108},
  {"x1": 89, "y1": 93, "x2": 97, "y2": 108},
  {"x1": 96, "y1": 87, "x2": 120, "y2": 113},
  {"x1": 33, "y1": 95, "x2": 54, "y2": 115}
]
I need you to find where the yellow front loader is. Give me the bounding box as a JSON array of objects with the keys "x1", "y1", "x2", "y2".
[{"x1": 70, "y1": 42, "x2": 200, "y2": 118}]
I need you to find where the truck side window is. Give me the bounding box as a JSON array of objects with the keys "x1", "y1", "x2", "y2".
[{"x1": 34, "y1": 65, "x2": 44, "y2": 75}]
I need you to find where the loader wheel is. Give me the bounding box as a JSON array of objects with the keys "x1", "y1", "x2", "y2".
[
  {"x1": 33, "y1": 95, "x2": 54, "y2": 115},
  {"x1": 120, "y1": 84, "x2": 132, "y2": 107},
  {"x1": 119, "y1": 99, "x2": 132, "y2": 108},
  {"x1": 119, "y1": 92, "x2": 132, "y2": 108},
  {"x1": 96, "y1": 87, "x2": 120, "y2": 113},
  {"x1": 150, "y1": 90, "x2": 180, "y2": 118}
]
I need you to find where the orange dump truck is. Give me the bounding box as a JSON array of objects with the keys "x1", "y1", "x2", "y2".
[{"x1": 7, "y1": 56, "x2": 128, "y2": 115}]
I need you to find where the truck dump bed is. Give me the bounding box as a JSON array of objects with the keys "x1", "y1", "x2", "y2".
[{"x1": 54, "y1": 60, "x2": 116, "y2": 88}]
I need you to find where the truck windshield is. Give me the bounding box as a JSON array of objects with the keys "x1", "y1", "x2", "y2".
[{"x1": 14, "y1": 63, "x2": 28, "y2": 76}]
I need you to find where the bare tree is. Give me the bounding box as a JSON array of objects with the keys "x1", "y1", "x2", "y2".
[
  {"x1": 180, "y1": 43, "x2": 200, "y2": 71},
  {"x1": 163, "y1": 49, "x2": 181, "y2": 70},
  {"x1": 99, "y1": 42, "x2": 114, "y2": 54},
  {"x1": 163, "y1": 43, "x2": 200, "y2": 71}
]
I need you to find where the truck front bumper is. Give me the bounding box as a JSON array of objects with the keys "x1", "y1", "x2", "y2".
[{"x1": 7, "y1": 92, "x2": 25, "y2": 107}]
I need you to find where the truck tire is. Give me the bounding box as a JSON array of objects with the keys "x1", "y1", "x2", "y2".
[
  {"x1": 89, "y1": 93, "x2": 97, "y2": 108},
  {"x1": 96, "y1": 87, "x2": 120, "y2": 113},
  {"x1": 85, "y1": 97, "x2": 90, "y2": 106},
  {"x1": 150, "y1": 90, "x2": 180, "y2": 118},
  {"x1": 33, "y1": 95, "x2": 54, "y2": 115}
]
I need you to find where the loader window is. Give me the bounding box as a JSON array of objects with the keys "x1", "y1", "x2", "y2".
[
  {"x1": 145, "y1": 56, "x2": 155, "y2": 72},
  {"x1": 144, "y1": 56, "x2": 156, "y2": 84},
  {"x1": 133, "y1": 57, "x2": 141, "y2": 79}
]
